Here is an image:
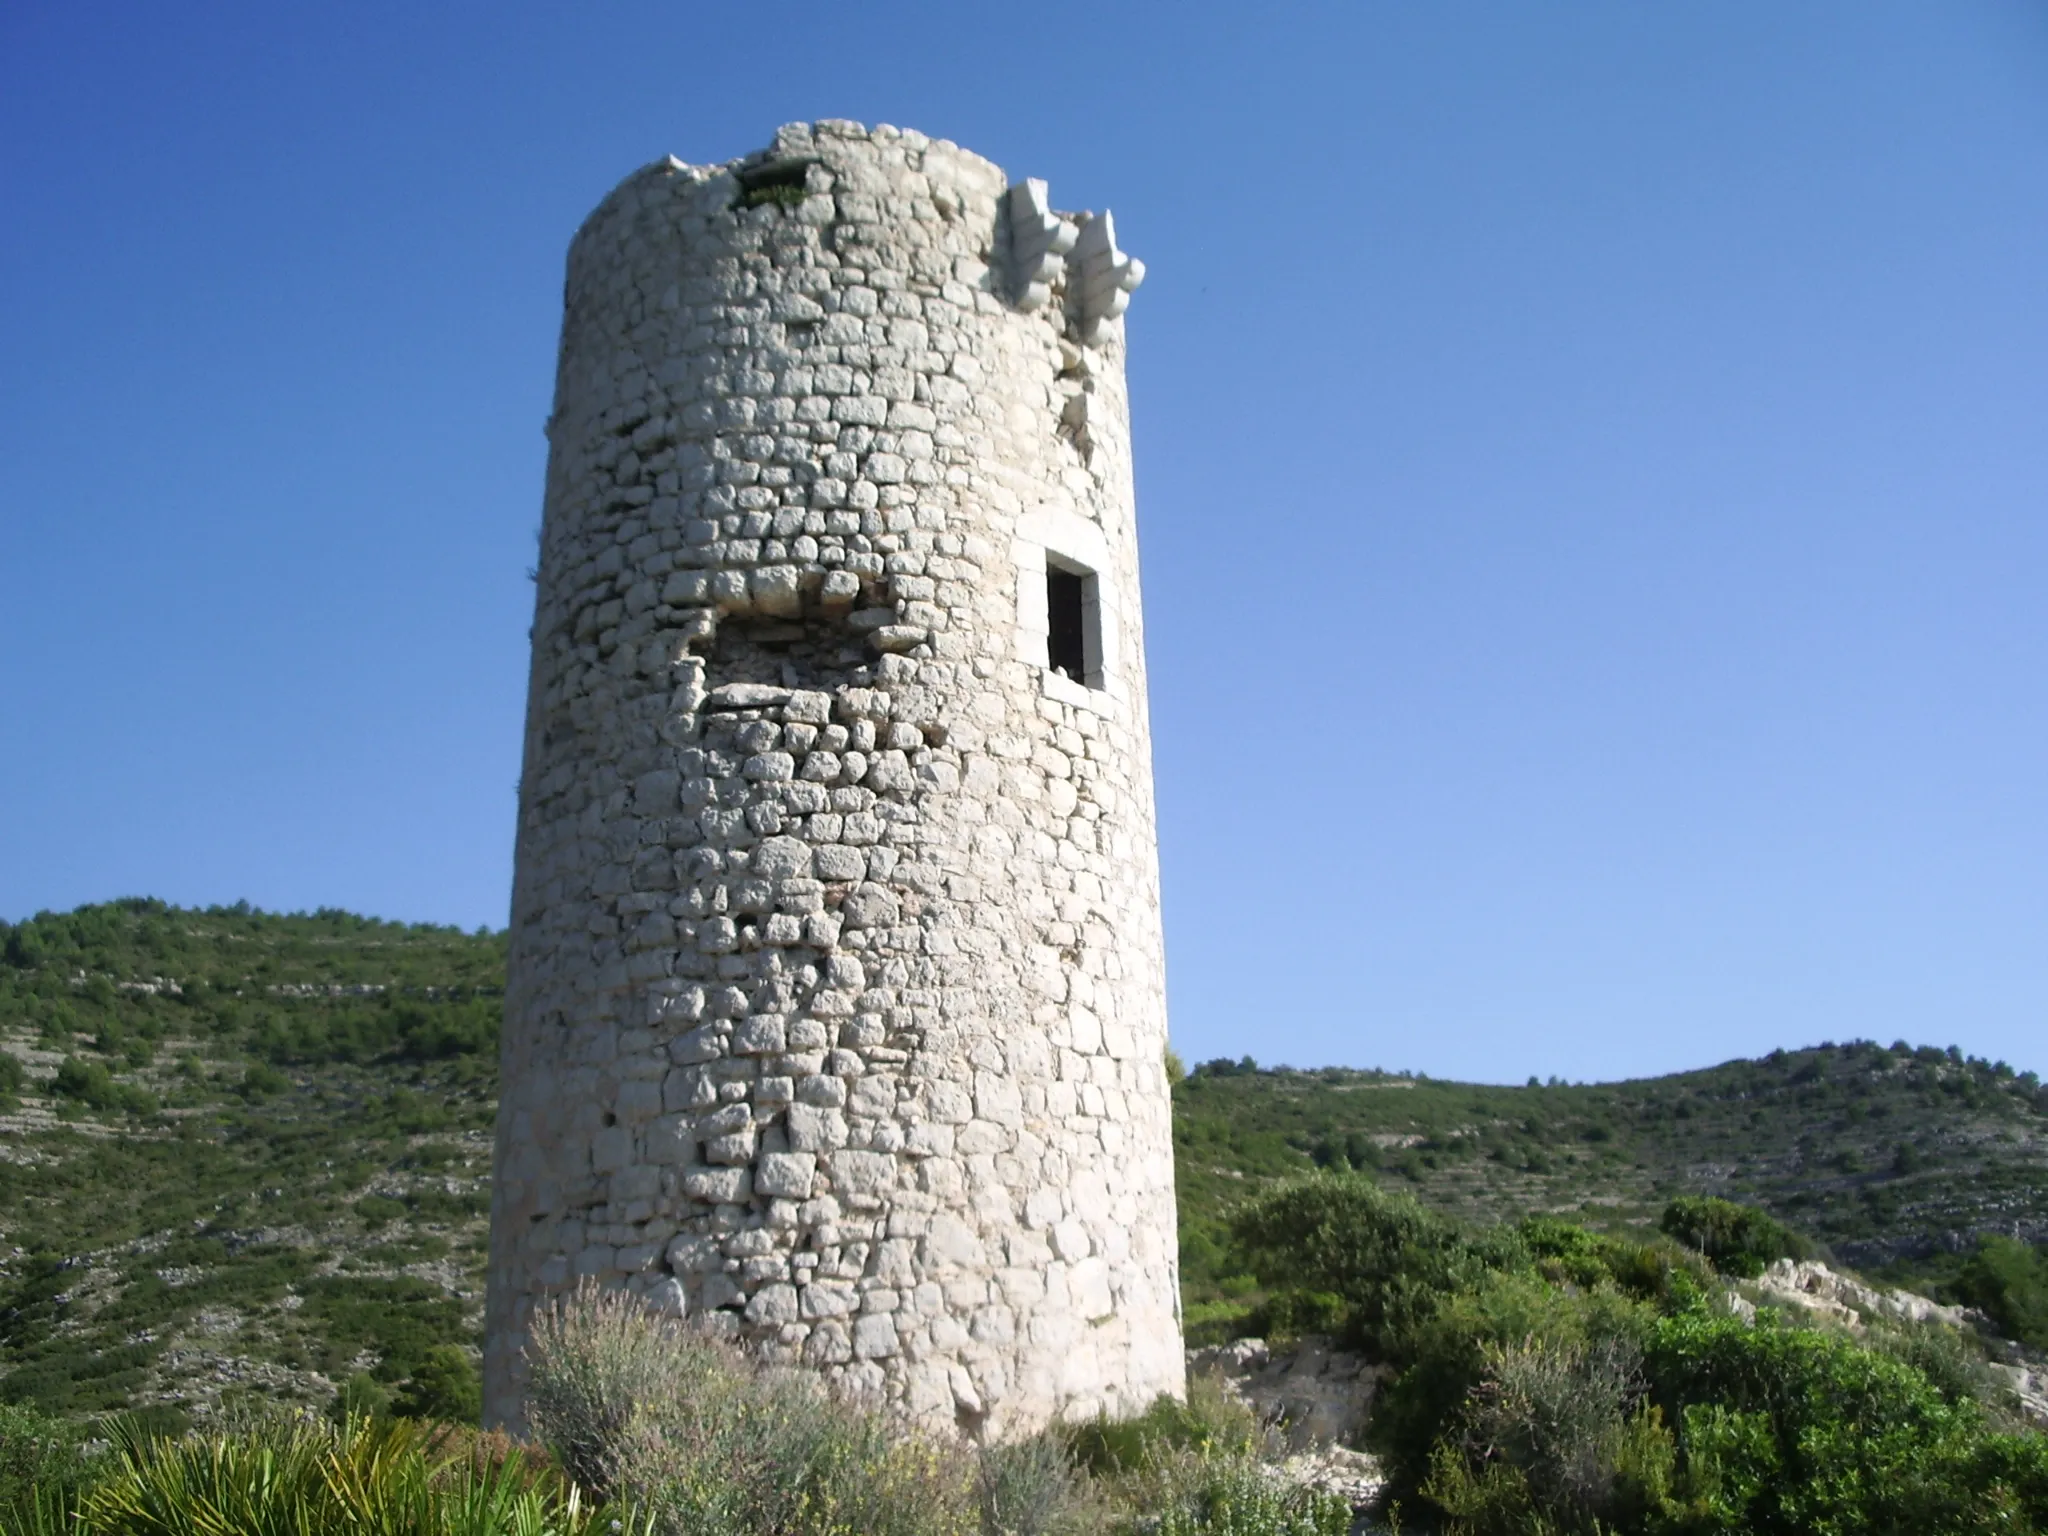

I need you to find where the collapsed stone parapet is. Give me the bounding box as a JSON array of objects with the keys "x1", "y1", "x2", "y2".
[{"x1": 485, "y1": 121, "x2": 1181, "y2": 1438}]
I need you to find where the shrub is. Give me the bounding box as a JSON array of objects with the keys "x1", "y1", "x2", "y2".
[
  {"x1": 1643, "y1": 1308, "x2": 2048, "y2": 1533},
  {"x1": 0, "y1": 1400, "x2": 96, "y2": 1525},
  {"x1": 1421, "y1": 1334, "x2": 1673, "y2": 1534},
  {"x1": 1230, "y1": 1172, "x2": 1520, "y2": 1353},
  {"x1": 1065, "y1": 1376, "x2": 1260, "y2": 1479},
  {"x1": 974, "y1": 1431, "x2": 1095, "y2": 1536},
  {"x1": 1658, "y1": 1196, "x2": 1810, "y2": 1278},
  {"x1": 330, "y1": 1371, "x2": 395, "y2": 1423},
  {"x1": 1518, "y1": 1216, "x2": 1712, "y2": 1307},
  {"x1": 48, "y1": 1057, "x2": 154, "y2": 1116},
  {"x1": 1947, "y1": 1234, "x2": 2048, "y2": 1350},
  {"x1": 69, "y1": 1412, "x2": 618, "y2": 1536},
  {"x1": 1369, "y1": 1269, "x2": 1654, "y2": 1508},
  {"x1": 525, "y1": 1285, "x2": 978, "y2": 1535},
  {"x1": 236, "y1": 1062, "x2": 290, "y2": 1099},
  {"x1": 393, "y1": 1343, "x2": 483, "y2": 1424},
  {"x1": 1134, "y1": 1456, "x2": 1352, "y2": 1536}
]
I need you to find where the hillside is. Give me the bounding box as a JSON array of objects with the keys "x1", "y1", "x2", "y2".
[
  {"x1": 2, "y1": 898, "x2": 2044, "y2": 1423},
  {"x1": 1172, "y1": 1045, "x2": 2048, "y2": 1313},
  {"x1": 0, "y1": 900, "x2": 501, "y2": 1422}
]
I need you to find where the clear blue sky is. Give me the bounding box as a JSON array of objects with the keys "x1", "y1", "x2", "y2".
[{"x1": 4, "y1": 2, "x2": 2044, "y2": 1084}]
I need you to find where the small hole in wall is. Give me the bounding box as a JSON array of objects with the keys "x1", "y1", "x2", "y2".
[
  {"x1": 1047, "y1": 564, "x2": 1089, "y2": 684},
  {"x1": 736, "y1": 159, "x2": 814, "y2": 210}
]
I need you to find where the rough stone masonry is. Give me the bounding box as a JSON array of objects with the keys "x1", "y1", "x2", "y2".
[{"x1": 484, "y1": 121, "x2": 1183, "y2": 1437}]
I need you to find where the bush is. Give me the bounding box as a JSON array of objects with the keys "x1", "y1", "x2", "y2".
[
  {"x1": 1421, "y1": 1334, "x2": 1674, "y2": 1535},
  {"x1": 1658, "y1": 1196, "x2": 1810, "y2": 1278},
  {"x1": 393, "y1": 1344, "x2": 483, "y2": 1424},
  {"x1": 1947, "y1": 1234, "x2": 2048, "y2": 1350},
  {"x1": 1518, "y1": 1216, "x2": 1712, "y2": 1307},
  {"x1": 1369, "y1": 1269, "x2": 1655, "y2": 1507},
  {"x1": 1134, "y1": 1456, "x2": 1352, "y2": 1536},
  {"x1": 0, "y1": 1400, "x2": 95, "y2": 1525},
  {"x1": 525, "y1": 1285, "x2": 979, "y2": 1535},
  {"x1": 329, "y1": 1371, "x2": 395, "y2": 1423},
  {"x1": 1066, "y1": 1376, "x2": 1260, "y2": 1479},
  {"x1": 236, "y1": 1061, "x2": 290, "y2": 1099},
  {"x1": 1643, "y1": 1308, "x2": 2048, "y2": 1533},
  {"x1": 48, "y1": 1057, "x2": 155, "y2": 1116},
  {"x1": 1230, "y1": 1172, "x2": 1520, "y2": 1352},
  {"x1": 975, "y1": 1431, "x2": 1095, "y2": 1536}
]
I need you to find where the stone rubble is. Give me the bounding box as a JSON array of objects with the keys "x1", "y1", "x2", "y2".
[
  {"x1": 485, "y1": 121, "x2": 1181, "y2": 1439},
  {"x1": 1191, "y1": 1335, "x2": 1384, "y2": 1451},
  {"x1": 1191, "y1": 1337, "x2": 1388, "y2": 1523}
]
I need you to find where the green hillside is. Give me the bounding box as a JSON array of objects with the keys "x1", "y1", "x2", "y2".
[
  {"x1": 1171, "y1": 1048, "x2": 2048, "y2": 1325},
  {"x1": 2, "y1": 898, "x2": 2044, "y2": 1423},
  {"x1": 0, "y1": 900, "x2": 501, "y2": 1423}
]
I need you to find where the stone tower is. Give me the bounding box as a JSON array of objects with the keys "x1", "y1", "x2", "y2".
[{"x1": 485, "y1": 120, "x2": 1180, "y2": 1437}]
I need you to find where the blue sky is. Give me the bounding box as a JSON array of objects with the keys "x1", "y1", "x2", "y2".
[{"x1": 4, "y1": 2, "x2": 2044, "y2": 1083}]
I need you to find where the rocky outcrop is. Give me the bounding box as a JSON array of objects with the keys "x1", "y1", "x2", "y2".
[
  {"x1": 1747, "y1": 1258, "x2": 1976, "y2": 1330},
  {"x1": 1191, "y1": 1336, "x2": 1383, "y2": 1450}
]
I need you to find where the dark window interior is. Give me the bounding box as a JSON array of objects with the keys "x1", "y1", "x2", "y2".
[
  {"x1": 1047, "y1": 565, "x2": 1087, "y2": 682},
  {"x1": 736, "y1": 159, "x2": 814, "y2": 210}
]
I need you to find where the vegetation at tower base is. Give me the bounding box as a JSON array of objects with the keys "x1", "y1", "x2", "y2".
[
  {"x1": 1217, "y1": 1171, "x2": 2048, "y2": 1533},
  {"x1": 4, "y1": 900, "x2": 2048, "y2": 1532}
]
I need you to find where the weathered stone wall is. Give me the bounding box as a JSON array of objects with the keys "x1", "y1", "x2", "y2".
[{"x1": 485, "y1": 121, "x2": 1181, "y2": 1437}]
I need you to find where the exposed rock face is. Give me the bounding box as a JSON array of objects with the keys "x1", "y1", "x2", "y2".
[
  {"x1": 1738, "y1": 1259, "x2": 2048, "y2": 1428},
  {"x1": 1192, "y1": 1337, "x2": 1388, "y2": 1518},
  {"x1": 1991, "y1": 1363, "x2": 2048, "y2": 1428},
  {"x1": 1192, "y1": 1336, "x2": 1384, "y2": 1450},
  {"x1": 485, "y1": 121, "x2": 1179, "y2": 1437},
  {"x1": 1749, "y1": 1258, "x2": 1975, "y2": 1330}
]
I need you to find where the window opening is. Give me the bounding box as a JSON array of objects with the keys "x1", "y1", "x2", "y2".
[
  {"x1": 1047, "y1": 564, "x2": 1088, "y2": 683},
  {"x1": 736, "y1": 159, "x2": 814, "y2": 211}
]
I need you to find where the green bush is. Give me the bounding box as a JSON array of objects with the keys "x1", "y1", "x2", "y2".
[
  {"x1": 0, "y1": 1400, "x2": 95, "y2": 1526},
  {"x1": 329, "y1": 1371, "x2": 394, "y2": 1423},
  {"x1": 1518, "y1": 1216, "x2": 1712, "y2": 1307},
  {"x1": 1135, "y1": 1457, "x2": 1352, "y2": 1536},
  {"x1": 974, "y1": 1431, "x2": 1095, "y2": 1536},
  {"x1": 235, "y1": 1061, "x2": 290, "y2": 1099},
  {"x1": 521, "y1": 1287, "x2": 1341, "y2": 1536},
  {"x1": 1369, "y1": 1269, "x2": 1655, "y2": 1507},
  {"x1": 1643, "y1": 1308, "x2": 2048, "y2": 1533},
  {"x1": 1657, "y1": 1196, "x2": 1810, "y2": 1278},
  {"x1": 393, "y1": 1344, "x2": 483, "y2": 1424},
  {"x1": 1947, "y1": 1234, "x2": 2048, "y2": 1350},
  {"x1": 1230, "y1": 1172, "x2": 1520, "y2": 1352},
  {"x1": 48, "y1": 1057, "x2": 154, "y2": 1116},
  {"x1": 1421, "y1": 1332, "x2": 1667, "y2": 1530}
]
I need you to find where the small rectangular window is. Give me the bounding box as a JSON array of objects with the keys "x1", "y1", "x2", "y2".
[{"x1": 1047, "y1": 565, "x2": 1088, "y2": 682}]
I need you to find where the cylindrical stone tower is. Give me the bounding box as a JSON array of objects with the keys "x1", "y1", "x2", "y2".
[{"x1": 486, "y1": 120, "x2": 1179, "y2": 1437}]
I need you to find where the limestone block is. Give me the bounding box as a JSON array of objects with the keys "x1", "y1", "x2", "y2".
[
  {"x1": 756, "y1": 1152, "x2": 818, "y2": 1199},
  {"x1": 683, "y1": 1166, "x2": 752, "y2": 1203},
  {"x1": 828, "y1": 1149, "x2": 896, "y2": 1197}
]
